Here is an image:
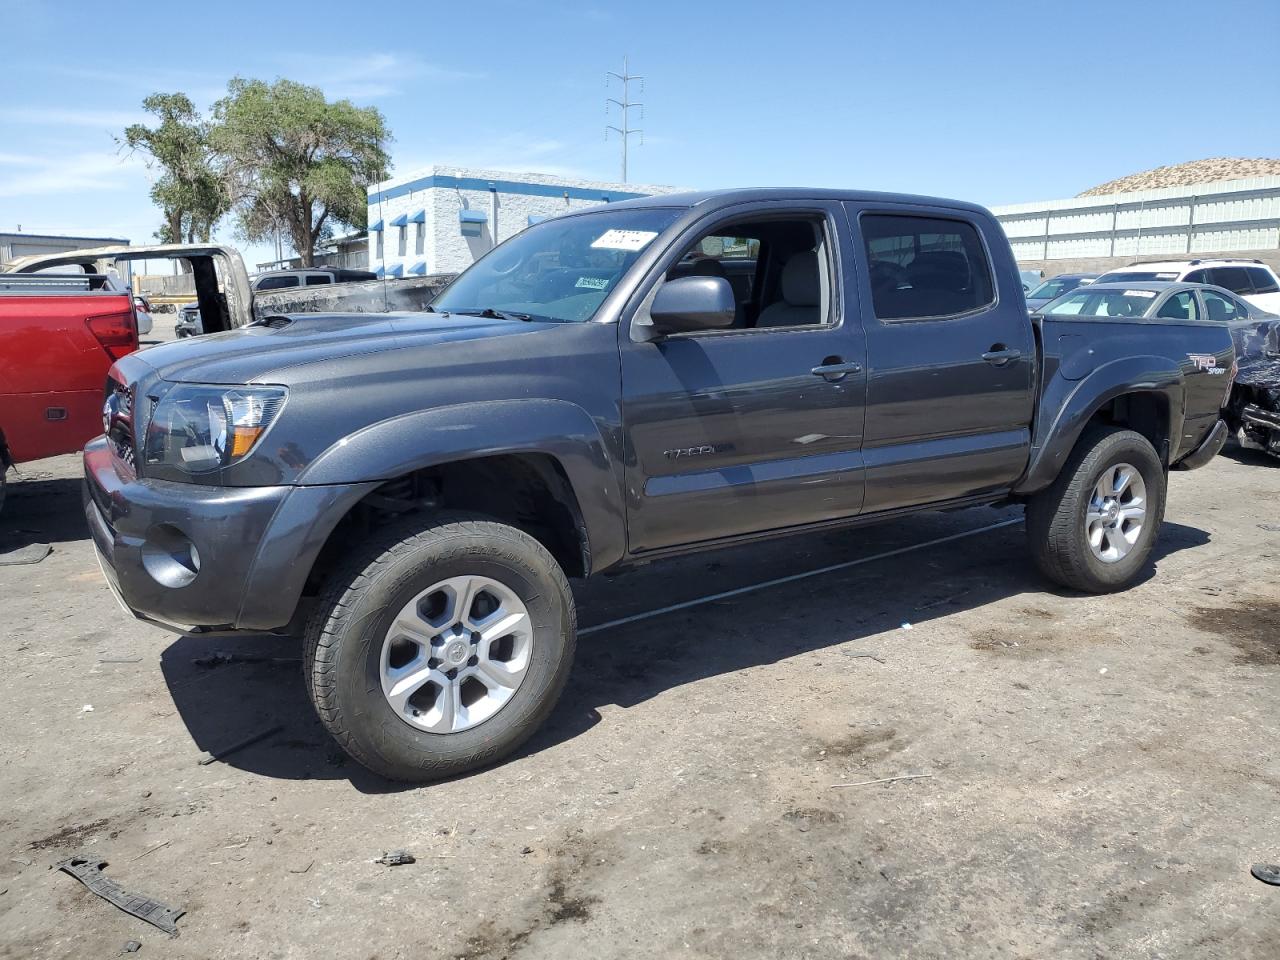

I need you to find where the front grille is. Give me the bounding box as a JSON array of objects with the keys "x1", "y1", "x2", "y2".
[{"x1": 104, "y1": 374, "x2": 136, "y2": 470}]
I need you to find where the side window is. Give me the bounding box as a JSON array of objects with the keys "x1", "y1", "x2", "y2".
[
  {"x1": 415, "y1": 221, "x2": 426, "y2": 256},
  {"x1": 1182, "y1": 268, "x2": 1210, "y2": 284},
  {"x1": 304, "y1": 274, "x2": 332, "y2": 286},
  {"x1": 375, "y1": 231, "x2": 384, "y2": 260},
  {"x1": 1246, "y1": 266, "x2": 1279, "y2": 294},
  {"x1": 256, "y1": 275, "x2": 298, "y2": 291},
  {"x1": 1209, "y1": 266, "x2": 1252, "y2": 295},
  {"x1": 663, "y1": 216, "x2": 832, "y2": 330},
  {"x1": 397, "y1": 226, "x2": 408, "y2": 257},
  {"x1": 1156, "y1": 291, "x2": 1198, "y2": 320},
  {"x1": 861, "y1": 214, "x2": 994, "y2": 320},
  {"x1": 1201, "y1": 289, "x2": 1243, "y2": 322}
]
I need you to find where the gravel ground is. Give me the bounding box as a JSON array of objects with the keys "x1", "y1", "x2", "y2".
[{"x1": 1, "y1": 449, "x2": 1278, "y2": 959}]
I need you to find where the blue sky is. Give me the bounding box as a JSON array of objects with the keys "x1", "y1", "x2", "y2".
[{"x1": 2, "y1": 0, "x2": 1278, "y2": 265}]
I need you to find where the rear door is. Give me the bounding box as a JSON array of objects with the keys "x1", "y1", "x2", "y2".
[
  {"x1": 842, "y1": 203, "x2": 1036, "y2": 512},
  {"x1": 619, "y1": 201, "x2": 868, "y2": 553}
]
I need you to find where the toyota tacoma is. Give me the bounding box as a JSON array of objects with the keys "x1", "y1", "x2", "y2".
[{"x1": 85, "y1": 188, "x2": 1235, "y2": 781}]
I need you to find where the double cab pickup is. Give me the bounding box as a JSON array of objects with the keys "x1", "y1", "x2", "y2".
[{"x1": 85, "y1": 188, "x2": 1233, "y2": 781}]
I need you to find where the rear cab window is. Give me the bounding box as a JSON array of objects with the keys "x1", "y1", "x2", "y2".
[{"x1": 861, "y1": 214, "x2": 994, "y2": 320}]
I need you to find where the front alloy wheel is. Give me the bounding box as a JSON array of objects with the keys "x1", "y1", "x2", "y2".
[
  {"x1": 304, "y1": 514, "x2": 576, "y2": 783},
  {"x1": 381, "y1": 575, "x2": 534, "y2": 733}
]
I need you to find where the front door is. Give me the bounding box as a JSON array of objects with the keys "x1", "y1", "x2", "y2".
[
  {"x1": 619, "y1": 203, "x2": 868, "y2": 553},
  {"x1": 843, "y1": 203, "x2": 1036, "y2": 512}
]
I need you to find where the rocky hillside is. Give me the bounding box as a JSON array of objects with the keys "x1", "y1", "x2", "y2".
[{"x1": 1078, "y1": 157, "x2": 1280, "y2": 197}]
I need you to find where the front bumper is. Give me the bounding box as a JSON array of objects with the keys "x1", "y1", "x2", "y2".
[
  {"x1": 1174, "y1": 418, "x2": 1229, "y2": 472},
  {"x1": 83, "y1": 438, "x2": 377, "y2": 633}
]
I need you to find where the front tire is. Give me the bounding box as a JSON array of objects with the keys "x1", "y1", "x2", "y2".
[
  {"x1": 1026, "y1": 427, "x2": 1166, "y2": 593},
  {"x1": 304, "y1": 513, "x2": 576, "y2": 783}
]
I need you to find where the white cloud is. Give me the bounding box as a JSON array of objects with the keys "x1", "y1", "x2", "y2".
[
  {"x1": 0, "y1": 149, "x2": 145, "y2": 197},
  {"x1": 281, "y1": 52, "x2": 482, "y2": 101}
]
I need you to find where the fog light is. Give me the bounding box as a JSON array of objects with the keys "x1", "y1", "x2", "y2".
[{"x1": 141, "y1": 524, "x2": 201, "y2": 588}]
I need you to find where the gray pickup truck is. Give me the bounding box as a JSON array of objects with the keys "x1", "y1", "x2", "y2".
[{"x1": 85, "y1": 188, "x2": 1234, "y2": 782}]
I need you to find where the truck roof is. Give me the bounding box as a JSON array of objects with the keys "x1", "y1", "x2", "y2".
[{"x1": 598, "y1": 187, "x2": 995, "y2": 217}]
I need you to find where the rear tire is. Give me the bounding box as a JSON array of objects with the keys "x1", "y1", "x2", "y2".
[
  {"x1": 304, "y1": 513, "x2": 576, "y2": 783},
  {"x1": 1026, "y1": 427, "x2": 1165, "y2": 593}
]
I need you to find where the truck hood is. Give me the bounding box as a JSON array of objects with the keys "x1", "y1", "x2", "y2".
[{"x1": 134, "y1": 311, "x2": 562, "y2": 384}]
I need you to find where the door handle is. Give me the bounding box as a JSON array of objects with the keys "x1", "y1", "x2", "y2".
[
  {"x1": 982, "y1": 347, "x2": 1022, "y2": 366},
  {"x1": 811, "y1": 360, "x2": 863, "y2": 381}
]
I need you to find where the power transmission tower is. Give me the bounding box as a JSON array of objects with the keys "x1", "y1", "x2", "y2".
[{"x1": 605, "y1": 57, "x2": 644, "y2": 183}]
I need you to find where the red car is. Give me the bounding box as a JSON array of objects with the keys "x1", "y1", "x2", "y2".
[{"x1": 0, "y1": 273, "x2": 137, "y2": 509}]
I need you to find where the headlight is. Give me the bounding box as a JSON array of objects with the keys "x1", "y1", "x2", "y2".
[{"x1": 144, "y1": 384, "x2": 286, "y2": 477}]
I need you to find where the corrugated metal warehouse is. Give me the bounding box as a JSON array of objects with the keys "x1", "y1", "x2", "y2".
[{"x1": 991, "y1": 159, "x2": 1280, "y2": 276}]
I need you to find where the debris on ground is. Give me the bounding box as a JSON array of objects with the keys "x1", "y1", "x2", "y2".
[
  {"x1": 0, "y1": 542, "x2": 52, "y2": 565},
  {"x1": 81, "y1": 705, "x2": 94, "y2": 713},
  {"x1": 900, "y1": 622, "x2": 913, "y2": 631},
  {"x1": 196, "y1": 724, "x2": 283, "y2": 766},
  {"x1": 916, "y1": 589, "x2": 971, "y2": 610},
  {"x1": 55, "y1": 856, "x2": 185, "y2": 936},
  {"x1": 830, "y1": 773, "x2": 934, "y2": 789},
  {"x1": 840, "y1": 650, "x2": 886, "y2": 663},
  {"x1": 1251, "y1": 863, "x2": 1280, "y2": 886},
  {"x1": 192, "y1": 651, "x2": 301, "y2": 669},
  {"x1": 122, "y1": 941, "x2": 141, "y2": 954},
  {"x1": 131, "y1": 840, "x2": 171, "y2": 861},
  {"x1": 374, "y1": 850, "x2": 416, "y2": 866},
  {"x1": 99, "y1": 657, "x2": 143, "y2": 664}
]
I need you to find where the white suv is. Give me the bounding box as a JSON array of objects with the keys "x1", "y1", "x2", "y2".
[{"x1": 1094, "y1": 259, "x2": 1280, "y2": 314}]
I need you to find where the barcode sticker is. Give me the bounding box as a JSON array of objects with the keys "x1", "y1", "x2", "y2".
[{"x1": 590, "y1": 229, "x2": 658, "y2": 251}]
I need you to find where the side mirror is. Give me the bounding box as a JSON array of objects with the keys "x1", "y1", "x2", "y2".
[{"x1": 648, "y1": 275, "x2": 736, "y2": 335}]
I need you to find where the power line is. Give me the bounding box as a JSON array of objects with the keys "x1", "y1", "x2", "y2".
[{"x1": 605, "y1": 56, "x2": 644, "y2": 183}]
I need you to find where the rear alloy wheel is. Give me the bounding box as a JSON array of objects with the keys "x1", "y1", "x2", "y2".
[
  {"x1": 1084, "y1": 463, "x2": 1147, "y2": 563},
  {"x1": 305, "y1": 514, "x2": 575, "y2": 783},
  {"x1": 1027, "y1": 427, "x2": 1165, "y2": 593}
]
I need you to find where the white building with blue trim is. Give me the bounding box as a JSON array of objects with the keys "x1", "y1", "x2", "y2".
[{"x1": 366, "y1": 165, "x2": 678, "y2": 277}]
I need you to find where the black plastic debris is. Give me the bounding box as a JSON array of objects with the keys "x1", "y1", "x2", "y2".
[
  {"x1": 1252, "y1": 863, "x2": 1280, "y2": 886},
  {"x1": 56, "y1": 856, "x2": 184, "y2": 936},
  {"x1": 374, "y1": 850, "x2": 415, "y2": 866}
]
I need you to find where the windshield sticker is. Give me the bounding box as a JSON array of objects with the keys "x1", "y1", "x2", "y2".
[
  {"x1": 1155, "y1": 273, "x2": 1178, "y2": 280},
  {"x1": 591, "y1": 229, "x2": 659, "y2": 252},
  {"x1": 1124, "y1": 290, "x2": 1157, "y2": 298},
  {"x1": 574, "y1": 276, "x2": 609, "y2": 290}
]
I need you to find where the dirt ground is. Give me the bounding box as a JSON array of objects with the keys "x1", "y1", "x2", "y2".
[{"x1": 1, "y1": 447, "x2": 1278, "y2": 959}]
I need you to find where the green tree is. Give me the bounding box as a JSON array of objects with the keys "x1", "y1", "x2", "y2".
[
  {"x1": 121, "y1": 93, "x2": 226, "y2": 245},
  {"x1": 211, "y1": 78, "x2": 390, "y2": 266}
]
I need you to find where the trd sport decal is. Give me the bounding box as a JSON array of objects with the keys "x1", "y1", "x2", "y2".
[{"x1": 1188, "y1": 354, "x2": 1227, "y2": 374}]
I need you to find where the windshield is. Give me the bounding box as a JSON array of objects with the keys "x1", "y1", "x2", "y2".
[
  {"x1": 1028, "y1": 277, "x2": 1083, "y2": 300},
  {"x1": 1044, "y1": 289, "x2": 1158, "y2": 318},
  {"x1": 432, "y1": 207, "x2": 682, "y2": 322},
  {"x1": 1095, "y1": 271, "x2": 1178, "y2": 284}
]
